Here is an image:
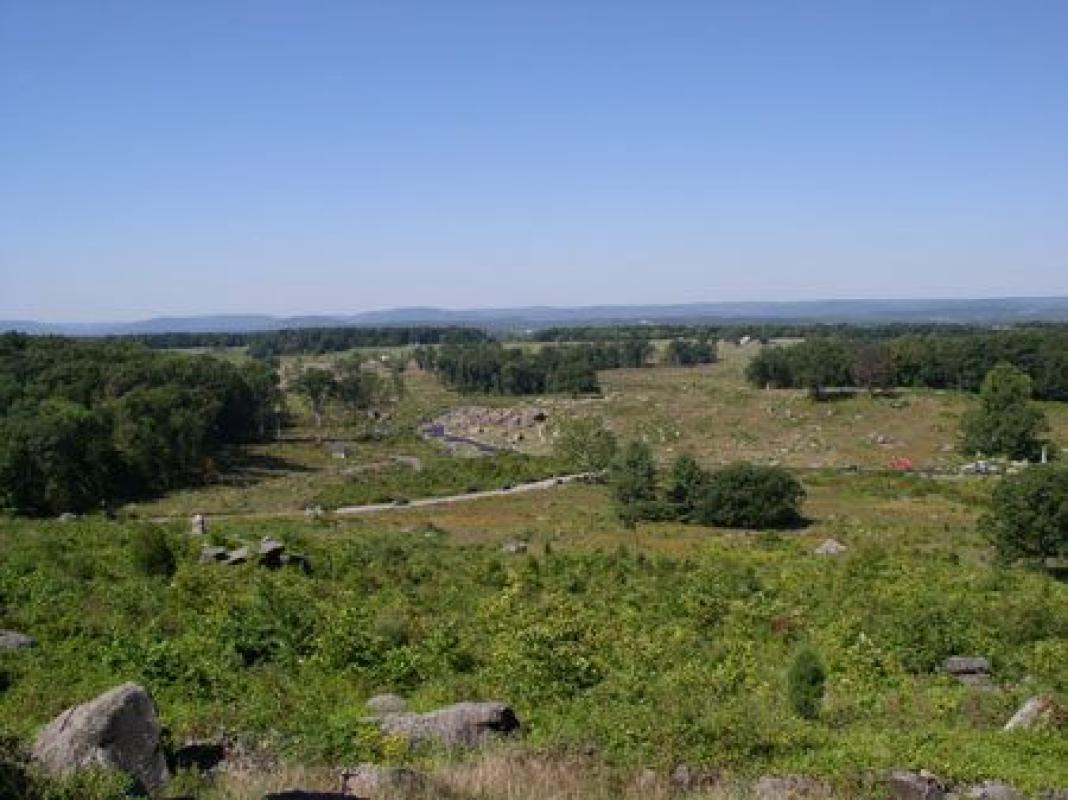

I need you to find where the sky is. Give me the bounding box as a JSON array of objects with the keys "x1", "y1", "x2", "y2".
[{"x1": 1, "y1": 1, "x2": 1067, "y2": 321}]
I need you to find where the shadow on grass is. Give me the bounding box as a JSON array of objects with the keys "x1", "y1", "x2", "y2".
[{"x1": 209, "y1": 448, "x2": 314, "y2": 487}]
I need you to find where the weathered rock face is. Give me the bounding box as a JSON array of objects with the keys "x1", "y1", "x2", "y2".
[
  {"x1": 752, "y1": 774, "x2": 829, "y2": 798},
  {"x1": 31, "y1": 682, "x2": 170, "y2": 793},
  {"x1": 365, "y1": 693, "x2": 407, "y2": 715},
  {"x1": 339, "y1": 763, "x2": 428, "y2": 795},
  {"x1": 374, "y1": 701, "x2": 520, "y2": 748},
  {"x1": 0, "y1": 629, "x2": 35, "y2": 650},
  {"x1": 1004, "y1": 695, "x2": 1058, "y2": 731},
  {"x1": 886, "y1": 769, "x2": 946, "y2": 800}
]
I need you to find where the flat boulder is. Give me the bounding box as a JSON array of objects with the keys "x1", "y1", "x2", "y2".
[
  {"x1": 374, "y1": 701, "x2": 520, "y2": 748},
  {"x1": 31, "y1": 682, "x2": 169, "y2": 794},
  {"x1": 0, "y1": 629, "x2": 35, "y2": 650}
]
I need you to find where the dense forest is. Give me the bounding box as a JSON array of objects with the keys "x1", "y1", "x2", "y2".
[
  {"x1": 0, "y1": 334, "x2": 278, "y2": 515},
  {"x1": 117, "y1": 325, "x2": 490, "y2": 358},
  {"x1": 745, "y1": 328, "x2": 1068, "y2": 400}
]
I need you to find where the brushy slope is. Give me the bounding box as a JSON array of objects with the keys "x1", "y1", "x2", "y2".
[{"x1": 2, "y1": 490, "x2": 1067, "y2": 796}]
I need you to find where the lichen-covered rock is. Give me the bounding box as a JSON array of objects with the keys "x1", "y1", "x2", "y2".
[
  {"x1": 374, "y1": 701, "x2": 519, "y2": 748},
  {"x1": 31, "y1": 682, "x2": 169, "y2": 793}
]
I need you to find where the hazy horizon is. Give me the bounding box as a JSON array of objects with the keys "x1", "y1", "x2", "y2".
[{"x1": 3, "y1": 1, "x2": 1067, "y2": 320}]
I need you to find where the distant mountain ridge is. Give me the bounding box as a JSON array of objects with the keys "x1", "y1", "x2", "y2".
[{"x1": 5, "y1": 297, "x2": 1068, "y2": 335}]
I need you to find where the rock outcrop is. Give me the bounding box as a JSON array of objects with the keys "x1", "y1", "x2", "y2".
[{"x1": 31, "y1": 682, "x2": 169, "y2": 793}]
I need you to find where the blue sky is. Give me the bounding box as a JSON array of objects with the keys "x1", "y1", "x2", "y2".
[{"x1": 2, "y1": 1, "x2": 1066, "y2": 321}]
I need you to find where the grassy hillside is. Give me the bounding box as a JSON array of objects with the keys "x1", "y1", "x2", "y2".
[{"x1": 3, "y1": 343, "x2": 1067, "y2": 798}]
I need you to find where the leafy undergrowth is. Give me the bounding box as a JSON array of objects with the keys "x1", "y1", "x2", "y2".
[{"x1": 1, "y1": 512, "x2": 1067, "y2": 797}]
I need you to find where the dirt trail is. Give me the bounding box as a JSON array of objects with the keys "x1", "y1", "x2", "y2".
[{"x1": 148, "y1": 472, "x2": 599, "y2": 523}]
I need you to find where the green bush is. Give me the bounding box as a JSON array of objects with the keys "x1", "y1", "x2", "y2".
[
  {"x1": 129, "y1": 526, "x2": 177, "y2": 578},
  {"x1": 981, "y1": 466, "x2": 1068, "y2": 561},
  {"x1": 694, "y1": 463, "x2": 805, "y2": 529},
  {"x1": 787, "y1": 646, "x2": 826, "y2": 720}
]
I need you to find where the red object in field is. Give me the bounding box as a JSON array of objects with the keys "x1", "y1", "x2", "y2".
[{"x1": 888, "y1": 456, "x2": 914, "y2": 471}]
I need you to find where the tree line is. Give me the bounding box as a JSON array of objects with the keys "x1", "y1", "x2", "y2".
[
  {"x1": 745, "y1": 329, "x2": 1068, "y2": 400},
  {"x1": 114, "y1": 326, "x2": 490, "y2": 358},
  {"x1": 414, "y1": 338, "x2": 715, "y2": 395},
  {"x1": 0, "y1": 334, "x2": 278, "y2": 515}
]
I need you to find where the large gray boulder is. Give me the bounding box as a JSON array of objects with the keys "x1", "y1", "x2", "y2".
[
  {"x1": 944, "y1": 657, "x2": 990, "y2": 676},
  {"x1": 0, "y1": 629, "x2": 35, "y2": 650},
  {"x1": 31, "y1": 682, "x2": 169, "y2": 793},
  {"x1": 374, "y1": 701, "x2": 519, "y2": 748}
]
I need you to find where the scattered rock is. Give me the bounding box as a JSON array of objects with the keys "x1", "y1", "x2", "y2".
[
  {"x1": 813, "y1": 538, "x2": 846, "y2": 556},
  {"x1": 962, "y1": 781, "x2": 1022, "y2": 800},
  {"x1": 0, "y1": 629, "x2": 35, "y2": 650},
  {"x1": 670, "y1": 764, "x2": 722, "y2": 792},
  {"x1": 366, "y1": 693, "x2": 407, "y2": 715},
  {"x1": 753, "y1": 774, "x2": 829, "y2": 798},
  {"x1": 340, "y1": 763, "x2": 428, "y2": 796},
  {"x1": 944, "y1": 657, "x2": 990, "y2": 676},
  {"x1": 885, "y1": 769, "x2": 945, "y2": 800},
  {"x1": 374, "y1": 701, "x2": 520, "y2": 748},
  {"x1": 259, "y1": 537, "x2": 286, "y2": 567},
  {"x1": 225, "y1": 546, "x2": 250, "y2": 566},
  {"x1": 199, "y1": 546, "x2": 229, "y2": 563},
  {"x1": 501, "y1": 540, "x2": 528, "y2": 554},
  {"x1": 1004, "y1": 695, "x2": 1058, "y2": 731},
  {"x1": 944, "y1": 656, "x2": 994, "y2": 688},
  {"x1": 190, "y1": 513, "x2": 206, "y2": 535},
  {"x1": 58, "y1": 512, "x2": 79, "y2": 522},
  {"x1": 280, "y1": 552, "x2": 313, "y2": 574},
  {"x1": 31, "y1": 682, "x2": 169, "y2": 793}
]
